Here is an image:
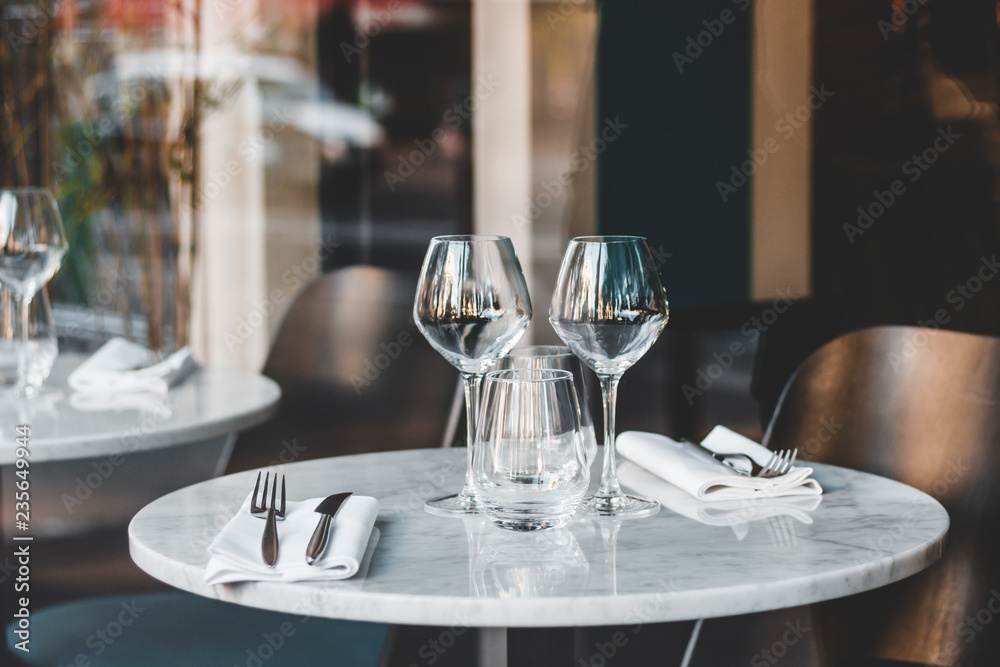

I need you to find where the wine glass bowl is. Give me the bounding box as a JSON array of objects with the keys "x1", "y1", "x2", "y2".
[
  {"x1": 414, "y1": 235, "x2": 532, "y2": 515},
  {"x1": 549, "y1": 236, "x2": 668, "y2": 518},
  {"x1": 0, "y1": 189, "x2": 69, "y2": 397}
]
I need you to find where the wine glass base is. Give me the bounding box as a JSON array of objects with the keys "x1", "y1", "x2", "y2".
[
  {"x1": 425, "y1": 492, "x2": 482, "y2": 516},
  {"x1": 581, "y1": 493, "x2": 659, "y2": 518}
]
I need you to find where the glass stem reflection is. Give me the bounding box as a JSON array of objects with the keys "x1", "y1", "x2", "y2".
[
  {"x1": 15, "y1": 294, "x2": 28, "y2": 394},
  {"x1": 460, "y1": 371, "x2": 483, "y2": 496},
  {"x1": 596, "y1": 373, "x2": 622, "y2": 499}
]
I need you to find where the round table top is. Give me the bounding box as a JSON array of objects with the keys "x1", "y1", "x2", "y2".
[
  {"x1": 129, "y1": 448, "x2": 949, "y2": 628},
  {"x1": 0, "y1": 354, "x2": 281, "y2": 464}
]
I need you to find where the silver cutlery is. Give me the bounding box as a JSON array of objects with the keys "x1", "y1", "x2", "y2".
[
  {"x1": 305, "y1": 492, "x2": 353, "y2": 565},
  {"x1": 682, "y1": 439, "x2": 797, "y2": 479},
  {"x1": 250, "y1": 471, "x2": 286, "y2": 567}
]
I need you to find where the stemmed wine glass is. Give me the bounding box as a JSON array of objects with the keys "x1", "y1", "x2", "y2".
[
  {"x1": 0, "y1": 189, "x2": 69, "y2": 398},
  {"x1": 549, "y1": 236, "x2": 668, "y2": 517},
  {"x1": 414, "y1": 235, "x2": 532, "y2": 515}
]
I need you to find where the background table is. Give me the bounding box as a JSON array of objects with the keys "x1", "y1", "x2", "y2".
[
  {"x1": 129, "y1": 448, "x2": 948, "y2": 665},
  {"x1": 1, "y1": 354, "x2": 280, "y2": 536}
]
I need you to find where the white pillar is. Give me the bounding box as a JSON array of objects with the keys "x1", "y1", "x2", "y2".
[
  {"x1": 472, "y1": 0, "x2": 534, "y2": 341},
  {"x1": 189, "y1": 0, "x2": 269, "y2": 370}
]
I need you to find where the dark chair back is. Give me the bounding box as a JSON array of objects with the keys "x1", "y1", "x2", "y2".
[
  {"x1": 228, "y1": 266, "x2": 458, "y2": 471},
  {"x1": 765, "y1": 325, "x2": 1000, "y2": 666}
]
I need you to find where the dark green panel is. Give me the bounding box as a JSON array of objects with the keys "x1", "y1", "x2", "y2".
[{"x1": 597, "y1": 0, "x2": 752, "y2": 306}]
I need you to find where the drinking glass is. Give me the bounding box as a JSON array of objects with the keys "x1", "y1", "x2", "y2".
[
  {"x1": 549, "y1": 236, "x2": 668, "y2": 517},
  {"x1": 414, "y1": 235, "x2": 532, "y2": 515},
  {"x1": 495, "y1": 345, "x2": 598, "y2": 465},
  {"x1": 472, "y1": 368, "x2": 590, "y2": 530},
  {"x1": 0, "y1": 189, "x2": 69, "y2": 397}
]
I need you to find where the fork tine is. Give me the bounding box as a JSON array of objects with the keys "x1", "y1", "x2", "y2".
[
  {"x1": 787, "y1": 449, "x2": 798, "y2": 470},
  {"x1": 251, "y1": 471, "x2": 262, "y2": 511},
  {"x1": 760, "y1": 451, "x2": 779, "y2": 476},
  {"x1": 777, "y1": 450, "x2": 793, "y2": 475},
  {"x1": 279, "y1": 475, "x2": 286, "y2": 517},
  {"x1": 269, "y1": 473, "x2": 277, "y2": 510}
]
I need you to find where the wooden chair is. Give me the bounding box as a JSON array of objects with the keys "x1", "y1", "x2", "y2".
[{"x1": 763, "y1": 325, "x2": 1000, "y2": 666}]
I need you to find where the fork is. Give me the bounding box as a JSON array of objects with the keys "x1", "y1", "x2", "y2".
[
  {"x1": 250, "y1": 472, "x2": 286, "y2": 567},
  {"x1": 718, "y1": 449, "x2": 797, "y2": 479},
  {"x1": 683, "y1": 439, "x2": 797, "y2": 478}
]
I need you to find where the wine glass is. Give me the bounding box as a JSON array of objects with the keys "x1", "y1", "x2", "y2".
[
  {"x1": 0, "y1": 189, "x2": 69, "y2": 398},
  {"x1": 414, "y1": 235, "x2": 532, "y2": 515},
  {"x1": 549, "y1": 236, "x2": 668, "y2": 517}
]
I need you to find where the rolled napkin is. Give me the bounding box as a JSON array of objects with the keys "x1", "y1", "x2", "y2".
[
  {"x1": 68, "y1": 338, "x2": 197, "y2": 394},
  {"x1": 618, "y1": 460, "x2": 822, "y2": 530},
  {"x1": 204, "y1": 493, "x2": 379, "y2": 584},
  {"x1": 616, "y1": 428, "x2": 822, "y2": 501}
]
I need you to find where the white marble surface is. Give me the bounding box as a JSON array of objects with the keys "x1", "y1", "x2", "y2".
[
  {"x1": 129, "y1": 448, "x2": 949, "y2": 628},
  {"x1": 0, "y1": 354, "x2": 280, "y2": 463}
]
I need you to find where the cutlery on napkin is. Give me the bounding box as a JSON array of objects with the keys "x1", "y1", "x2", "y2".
[
  {"x1": 616, "y1": 427, "x2": 822, "y2": 501},
  {"x1": 618, "y1": 460, "x2": 822, "y2": 531},
  {"x1": 68, "y1": 337, "x2": 197, "y2": 394},
  {"x1": 204, "y1": 492, "x2": 379, "y2": 584}
]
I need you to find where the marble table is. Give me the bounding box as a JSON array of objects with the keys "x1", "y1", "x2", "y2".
[
  {"x1": 129, "y1": 448, "x2": 949, "y2": 665},
  {"x1": 0, "y1": 354, "x2": 280, "y2": 463},
  {"x1": 0, "y1": 354, "x2": 281, "y2": 536}
]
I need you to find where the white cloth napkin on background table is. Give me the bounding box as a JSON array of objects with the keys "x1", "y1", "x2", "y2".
[
  {"x1": 204, "y1": 493, "x2": 380, "y2": 584},
  {"x1": 616, "y1": 427, "x2": 823, "y2": 501},
  {"x1": 68, "y1": 337, "x2": 197, "y2": 394}
]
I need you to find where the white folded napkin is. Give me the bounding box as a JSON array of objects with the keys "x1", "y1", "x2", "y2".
[
  {"x1": 616, "y1": 427, "x2": 822, "y2": 501},
  {"x1": 68, "y1": 338, "x2": 197, "y2": 394},
  {"x1": 618, "y1": 460, "x2": 822, "y2": 530},
  {"x1": 204, "y1": 493, "x2": 380, "y2": 584}
]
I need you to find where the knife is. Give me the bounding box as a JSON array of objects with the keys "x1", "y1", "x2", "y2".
[{"x1": 305, "y1": 492, "x2": 353, "y2": 565}]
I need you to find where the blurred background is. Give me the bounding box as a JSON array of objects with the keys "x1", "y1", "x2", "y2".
[{"x1": 4, "y1": 0, "x2": 1000, "y2": 664}]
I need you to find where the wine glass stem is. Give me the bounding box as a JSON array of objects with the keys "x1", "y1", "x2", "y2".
[
  {"x1": 460, "y1": 372, "x2": 483, "y2": 492},
  {"x1": 15, "y1": 295, "x2": 29, "y2": 393},
  {"x1": 597, "y1": 373, "x2": 623, "y2": 498}
]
